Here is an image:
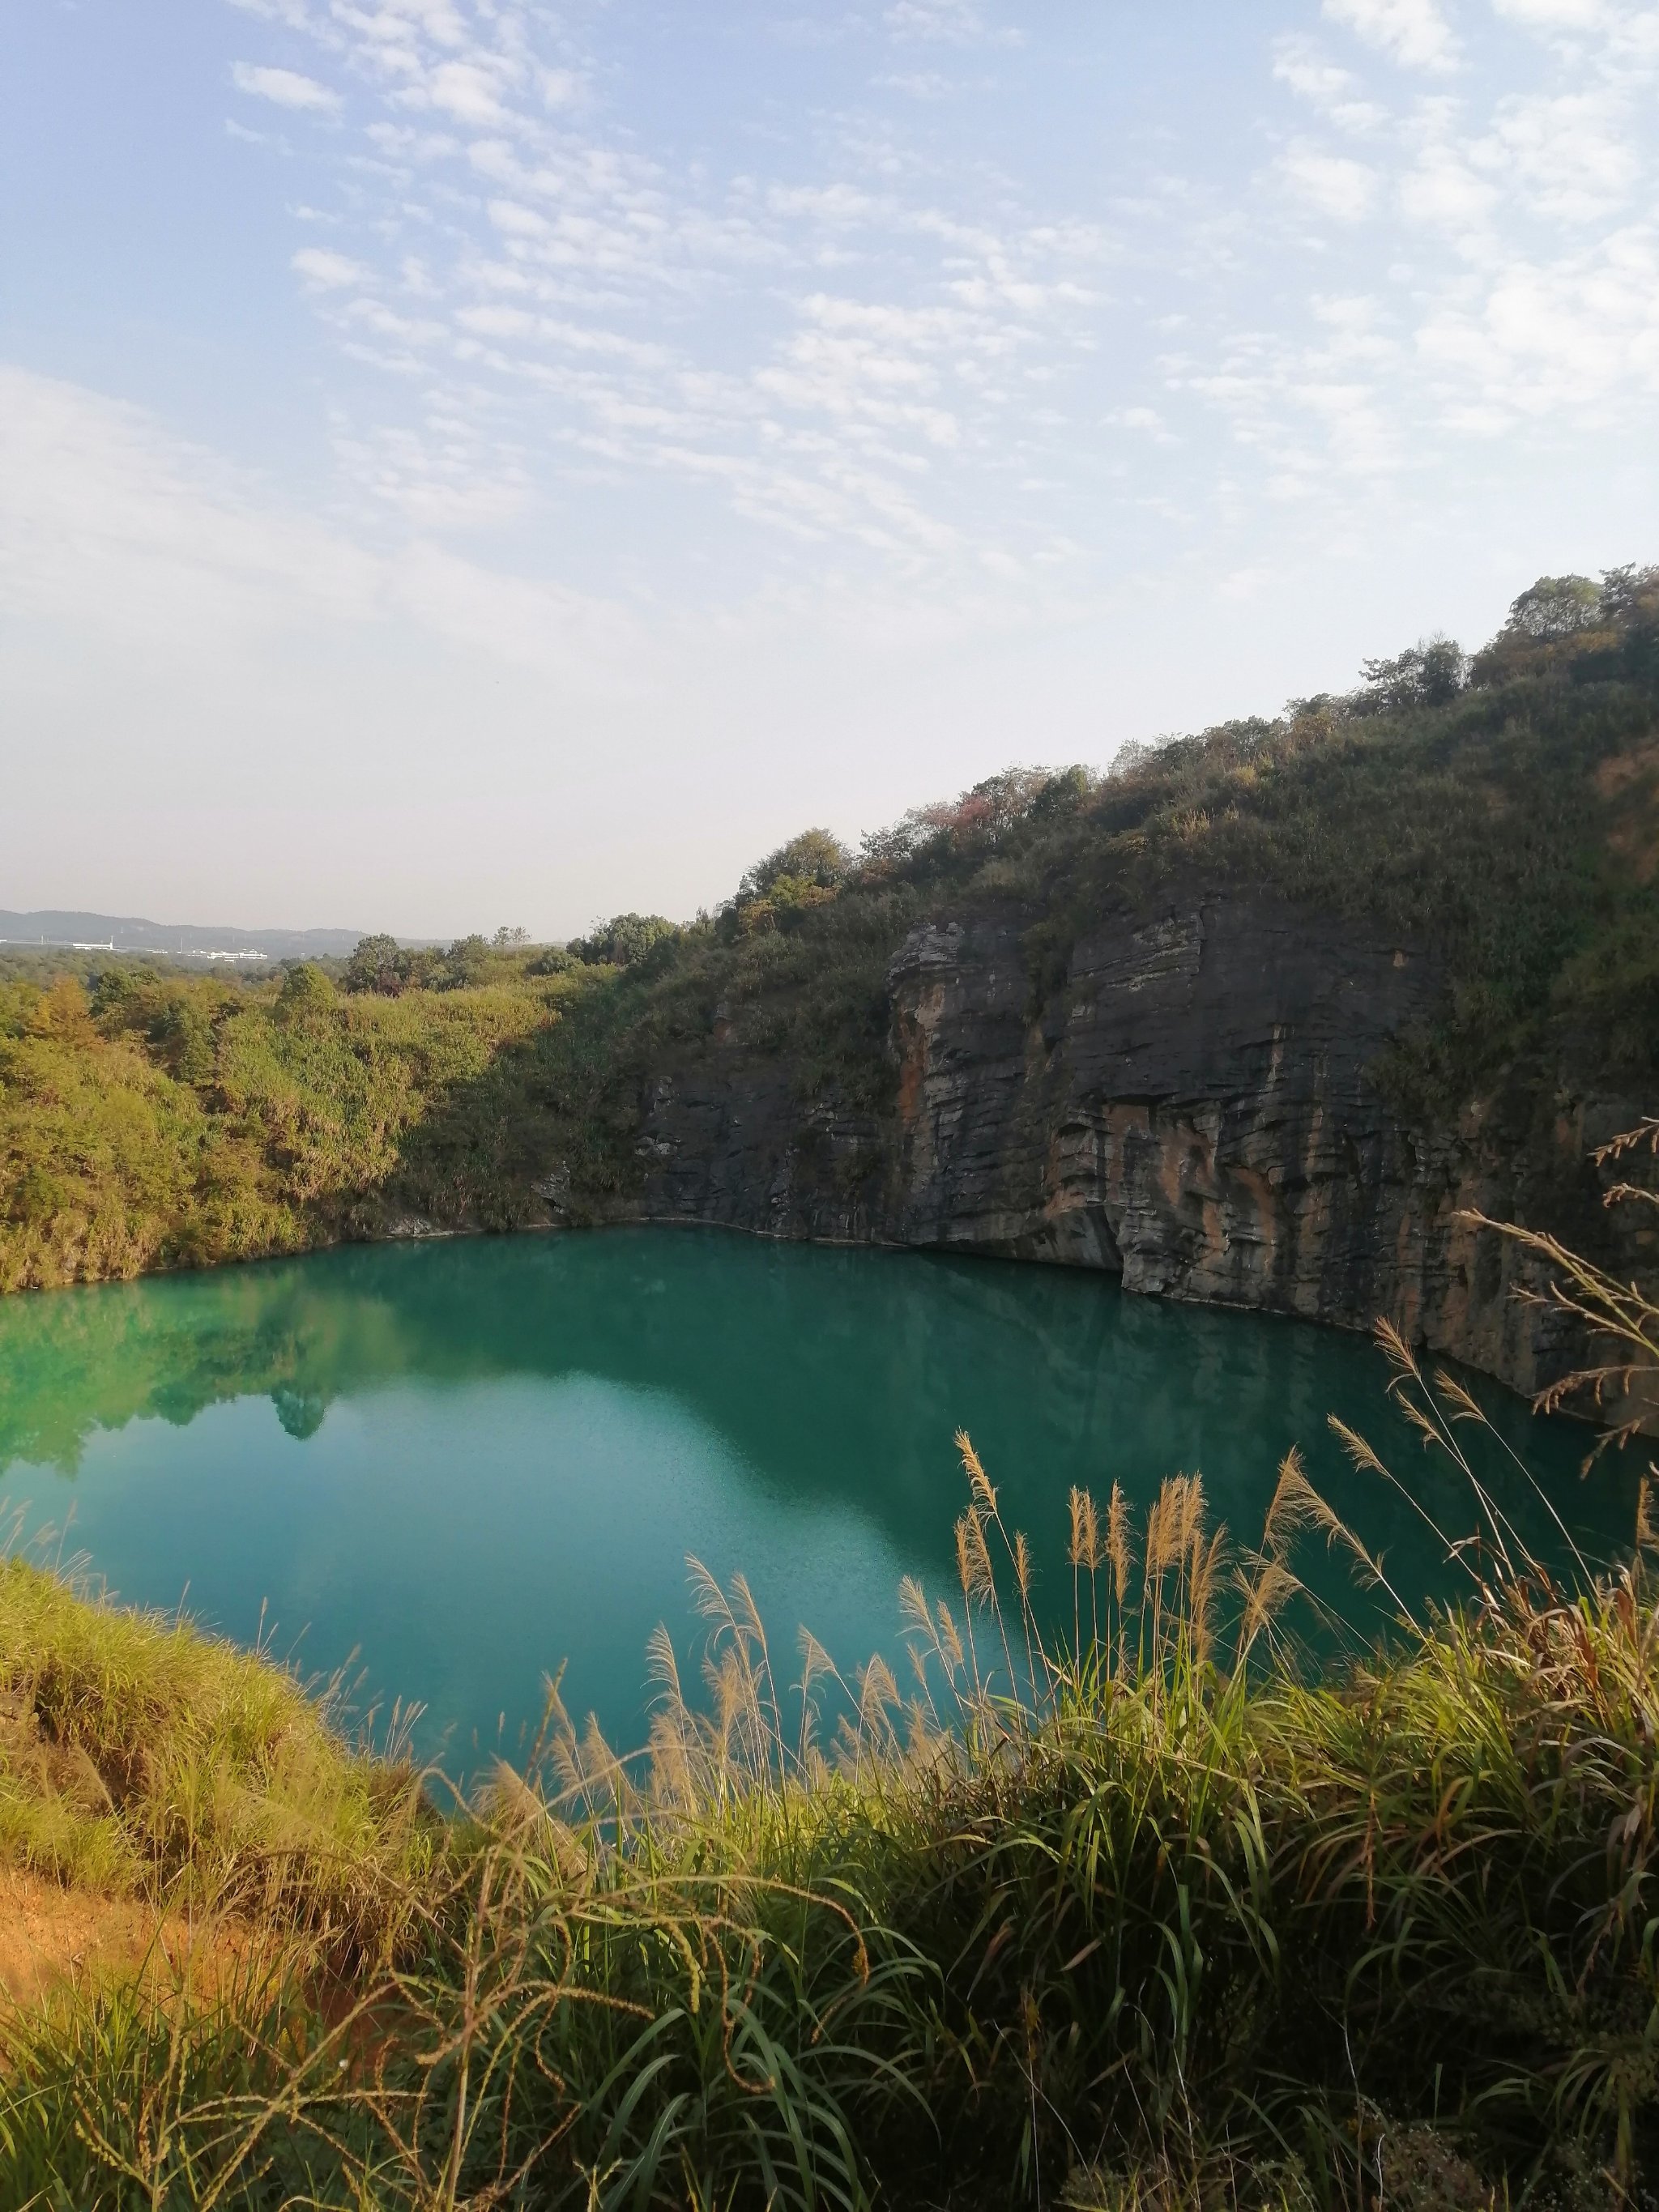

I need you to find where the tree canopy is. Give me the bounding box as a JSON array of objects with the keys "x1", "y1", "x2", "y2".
[{"x1": 569, "y1": 914, "x2": 678, "y2": 967}]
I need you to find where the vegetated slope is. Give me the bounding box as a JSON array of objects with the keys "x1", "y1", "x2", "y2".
[
  {"x1": 2, "y1": 569, "x2": 1656, "y2": 1347},
  {"x1": 0, "y1": 956, "x2": 580, "y2": 1291},
  {"x1": 552, "y1": 569, "x2": 1659, "y2": 1175}
]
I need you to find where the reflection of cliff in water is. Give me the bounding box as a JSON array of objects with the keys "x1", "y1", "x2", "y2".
[
  {"x1": 0, "y1": 1232, "x2": 1637, "y2": 1622},
  {"x1": 0, "y1": 1258, "x2": 412, "y2": 1472}
]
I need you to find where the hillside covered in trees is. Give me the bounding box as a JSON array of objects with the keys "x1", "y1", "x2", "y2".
[{"x1": 2, "y1": 566, "x2": 1657, "y2": 1311}]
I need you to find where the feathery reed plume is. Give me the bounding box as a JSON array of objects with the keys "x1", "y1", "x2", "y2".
[
  {"x1": 1176, "y1": 1472, "x2": 1206, "y2": 1570},
  {"x1": 956, "y1": 1429, "x2": 996, "y2": 1512},
  {"x1": 647, "y1": 1707, "x2": 698, "y2": 1811},
  {"x1": 956, "y1": 1509, "x2": 996, "y2": 1605},
  {"x1": 1263, "y1": 1446, "x2": 1323, "y2": 1556},
  {"x1": 1013, "y1": 1529, "x2": 1034, "y2": 1606},
  {"x1": 1638, "y1": 1476, "x2": 1657, "y2": 1559},
  {"x1": 899, "y1": 1575, "x2": 932, "y2": 1639},
  {"x1": 646, "y1": 1620, "x2": 685, "y2": 1713},
  {"x1": 856, "y1": 1654, "x2": 900, "y2": 1748},
  {"x1": 1068, "y1": 1485, "x2": 1100, "y2": 1572},
  {"x1": 1373, "y1": 1328, "x2": 1527, "y2": 1579},
  {"x1": 1263, "y1": 1444, "x2": 1401, "y2": 1611},
  {"x1": 1434, "y1": 1368, "x2": 1488, "y2": 1426},
  {"x1": 1375, "y1": 1314, "x2": 1423, "y2": 1386},
  {"x1": 1364, "y1": 1339, "x2": 1531, "y2": 1586},
  {"x1": 1142, "y1": 1475, "x2": 1194, "y2": 1669},
  {"x1": 1107, "y1": 1481, "x2": 1131, "y2": 1606},
  {"x1": 1068, "y1": 1484, "x2": 1102, "y2": 1664},
  {"x1": 798, "y1": 1624, "x2": 835, "y2": 1702},
  {"x1": 1104, "y1": 1478, "x2": 1132, "y2": 1672},
  {"x1": 1233, "y1": 1552, "x2": 1302, "y2": 1667},
  {"x1": 732, "y1": 1567, "x2": 787, "y2": 1779},
  {"x1": 1328, "y1": 1414, "x2": 1459, "y2": 1578},
  {"x1": 1145, "y1": 1473, "x2": 1205, "y2": 1615},
  {"x1": 555, "y1": 1714, "x2": 633, "y2": 1821},
  {"x1": 1189, "y1": 1522, "x2": 1227, "y2": 1667},
  {"x1": 797, "y1": 1626, "x2": 842, "y2": 1771},
  {"x1": 1432, "y1": 1366, "x2": 1594, "y2": 1586},
  {"x1": 1011, "y1": 1528, "x2": 1038, "y2": 1703},
  {"x1": 5, "y1": 1367, "x2": 1647, "y2": 2211},
  {"x1": 1142, "y1": 1481, "x2": 1171, "y2": 1588}
]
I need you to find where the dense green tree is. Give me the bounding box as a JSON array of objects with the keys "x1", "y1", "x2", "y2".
[
  {"x1": 344, "y1": 935, "x2": 406, "y2": 995},
  {"x1": 739, "y1": 829, "x2": 851, "y2": 903},
  {"x1": 276, "y1": 964, "x2": 338, "y2": 1023},
  {"x1": 1355, "y1": 635, "x2": 1466, "y2": 714},
  {"x1": 570, "y1": 914, "x2": 677, "y2": 966},
  {"x1": 1504, "y1": 573, "x2": 1602, "y2": 640},
  {"x1": 442, "y1": 935, "x2": 493, "y2": 988}
]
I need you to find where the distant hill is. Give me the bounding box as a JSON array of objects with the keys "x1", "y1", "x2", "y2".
[{"x1": 0, "y1": 910, "x2": 403, "y2": 964}]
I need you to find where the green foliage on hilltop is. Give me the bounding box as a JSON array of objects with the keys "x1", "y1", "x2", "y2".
[
  {"x1": 3, "y1": 564, "x2": 1658, "y2": 1291},
  {"x1": 566, "y1": 912, "x2": 679, "y2": 967},
  {"x1": 543, "y1": 564, "x2": 1659, "y2": 1161},
  {"x1": 0, "y1": 954, "x2": 588, "y2": 1290},
  {"x1": 341, "y1": 928, "x2": 538, "y2": 995}
]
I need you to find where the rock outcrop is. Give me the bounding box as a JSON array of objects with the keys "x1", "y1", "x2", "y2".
[{"x1": 610, "y1": 893, "x2": 1640, "y2": 1399}]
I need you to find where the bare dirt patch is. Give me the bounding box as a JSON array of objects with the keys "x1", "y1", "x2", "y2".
[{"x1": 0, "y1": 1867, "x2": 252, "y2": 2014}]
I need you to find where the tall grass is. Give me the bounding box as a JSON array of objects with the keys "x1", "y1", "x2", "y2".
[
  {"x1": 0, "y1": 1545, "x2": 433, "y2": 1947},
  {"x1": 1, "y1": 1150, "x2": 1654, "y2": 2209}
]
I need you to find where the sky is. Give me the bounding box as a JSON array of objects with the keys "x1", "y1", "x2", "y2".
[{"x1": 2, "y1": 0, "x2": 1657, "y2": 939}]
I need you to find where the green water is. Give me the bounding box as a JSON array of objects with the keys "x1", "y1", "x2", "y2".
[{"x1": 0, "y1": 1231, "x2": 1636, "y2": 1774}]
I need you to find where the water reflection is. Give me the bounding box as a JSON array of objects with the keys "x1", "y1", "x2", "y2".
[{"x1": 0, "y1": 1231, "x2": 1637, "y2": 1768}]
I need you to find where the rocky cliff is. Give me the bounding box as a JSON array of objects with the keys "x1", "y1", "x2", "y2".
[{"x1": 601, "y1": 892, "x2": 1638, "y2": 1400}]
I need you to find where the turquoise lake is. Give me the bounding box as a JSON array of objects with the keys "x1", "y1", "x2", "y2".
[{"x1": 0, "y1": 1231, "x2": 1636, "y2": 1776}]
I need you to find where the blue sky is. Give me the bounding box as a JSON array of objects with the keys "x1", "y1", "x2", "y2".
[{"x1": 3, "y1": 0, "x2": 1656, "y2": 936}]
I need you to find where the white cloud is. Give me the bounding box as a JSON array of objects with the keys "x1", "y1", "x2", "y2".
[
  {"x1": 1187, "y1": 0, "x2": 1659, "y2": 497},
  {"x1": 1477, "y1": 91, "x2": 1640, "y2": 222},
  {"x1": 883, "y1": 0, "x2": 1019, "y2": 45},
  {"x1": 0, "y1": 364, "x2": 377, "y2": 646},
  {"x1": 1415, "y1": 225, "x2": 1659, "y2": 424},
  {"x1": 0, "y1": 364, "x2": 628, "y2": 671},
  {"x1": 1323, "y1": 0, "x2": 1459, "y2": 70},
  {"x1": 486, "y1": 197, "x2": 549, "y2": 237},
  {"x1": 1274, "y1": 39, "x2": 1361, "y2": 104},
  {"x1": 876, "y1": 70, "x2": 956, "y2": 97},
  {"x1": 1277, "y1": 144, "x2": 1380, "y2": 221},
  {"x1": 1272, "y1": 36, "x2": 1388, "y2": 126},
  {"x1": 402, "y1": 58, "x2": 511, "y2": 124},
  {"x1": 291, "y1": 245, "x2": 369, "y2": 288},
  {"x1": 221, "y1": 0, "x2": 1659, "y2": 624},
  {"x1": 1397, "y1": 144, "x2": 1499, "y2": 237},
  {"x1": 232, "y1": 62, "x2": 340, "y2": 112},
  {"x1": 220, "y1": 0, "x2": 1108, "y2": 586},
  {"x1": 1108, "y1": 404, "x2": 1176, "y2": 444},
  {"x1": 1491, "y1": 0, "x2": 1609, "y2": 26}
]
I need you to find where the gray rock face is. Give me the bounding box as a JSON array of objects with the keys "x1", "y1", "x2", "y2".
[{"x1": 614, "y1": 893, "x2": 1636, "y2": 1397}]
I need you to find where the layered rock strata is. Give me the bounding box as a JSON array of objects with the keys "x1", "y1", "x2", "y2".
[{"x1": 612, "y1": 895, "x2": 1638, "y2": 1399}]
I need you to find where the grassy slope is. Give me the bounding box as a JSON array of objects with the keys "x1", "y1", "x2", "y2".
[
  {"x1": 0, "y1": 963, "x2": 579, "y2": 1291},
  {"x1": 1, "y1": 1349, "x2": 1656, "y2": 2207},
  {"x1": 3, "y1": 598, "x2": 1657, "y2": 1293},
  {"x1": 0, "y1": 1556, "x2": 433, "y2": 1934}
]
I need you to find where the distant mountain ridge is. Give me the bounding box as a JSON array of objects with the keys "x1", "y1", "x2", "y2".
[{"x1": 0, "y1": 910, "x2": 396, "y2": 963}]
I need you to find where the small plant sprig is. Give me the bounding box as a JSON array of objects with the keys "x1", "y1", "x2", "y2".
[{"x1": 1460, "y1": 1115, "x2": 1659, "y2": 1461}]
